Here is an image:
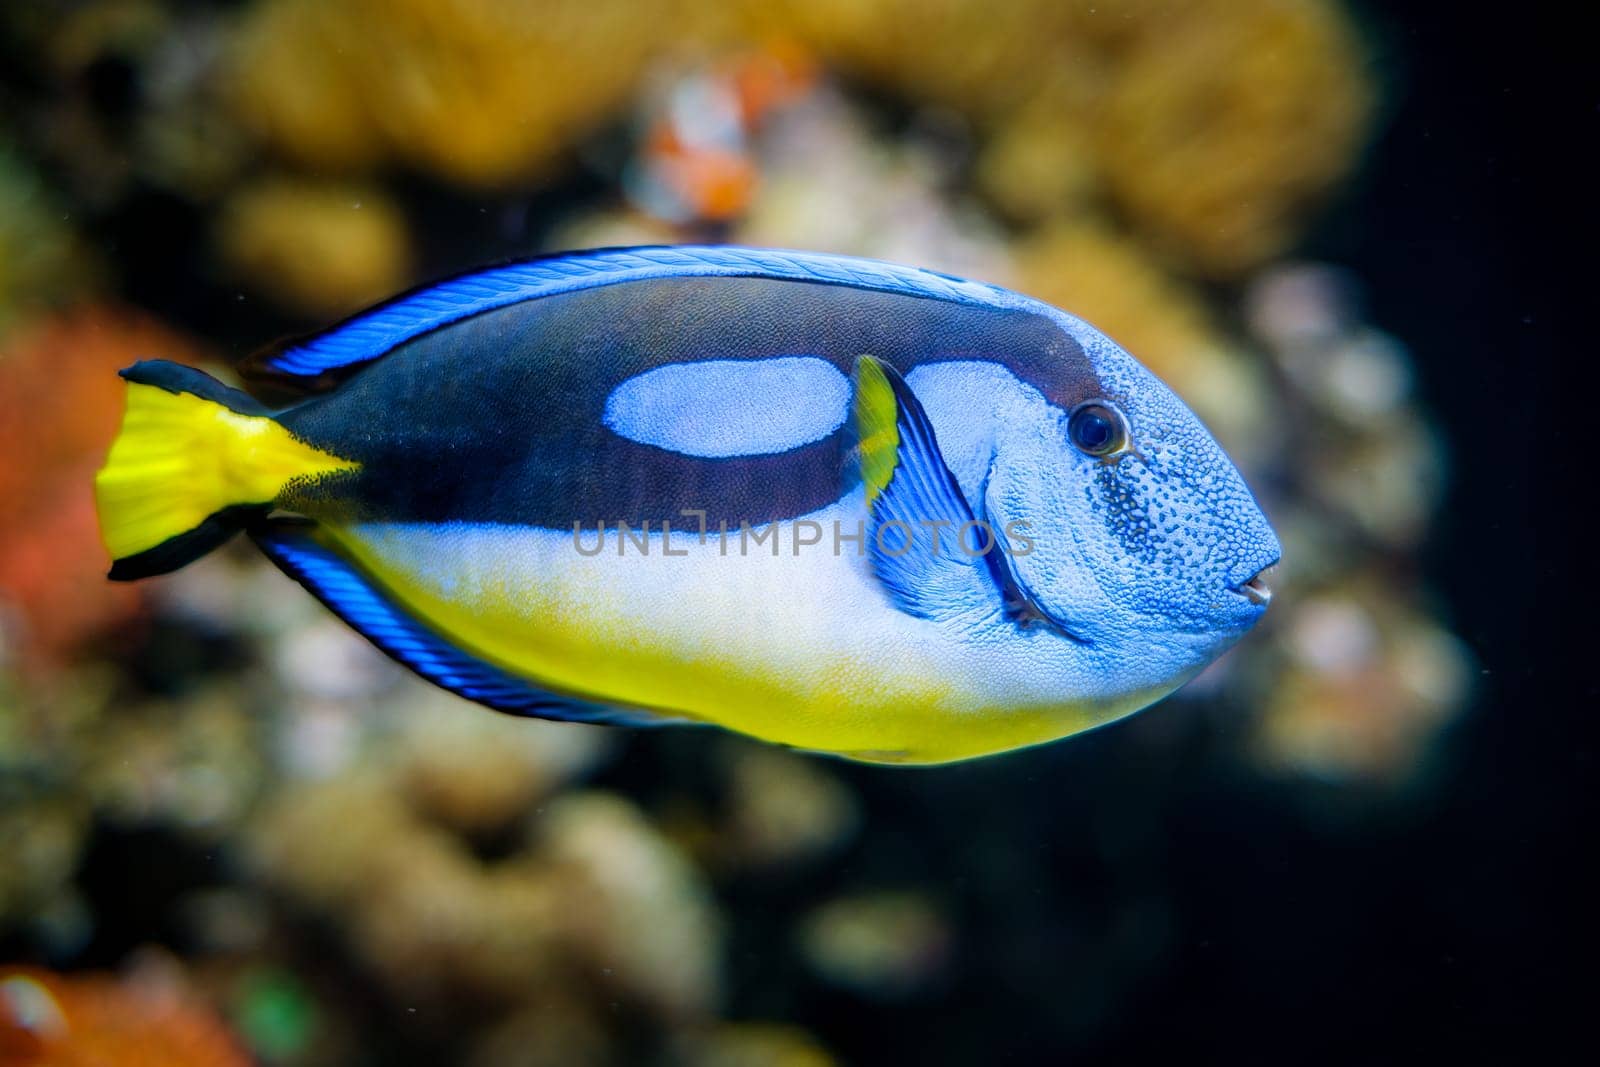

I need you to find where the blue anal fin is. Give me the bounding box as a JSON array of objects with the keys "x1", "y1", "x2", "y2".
[{"x1": 252, "y1": 523, "x2": 671, "y2": 728}]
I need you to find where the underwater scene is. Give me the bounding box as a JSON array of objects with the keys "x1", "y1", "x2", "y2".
[{"x1": 0, "y1": 1, "x2": 1574, "y2": 1064}]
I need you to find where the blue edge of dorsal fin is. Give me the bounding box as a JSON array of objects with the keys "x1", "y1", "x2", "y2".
[
  {"x1": 252, "y1": 523, "x2": 673, "y2": 728},
  {"x1": 259, "y1": 245, "x2": 1021, "y2": 380}
]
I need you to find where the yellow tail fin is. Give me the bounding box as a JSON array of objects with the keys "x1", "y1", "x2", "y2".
[{"x1": 94, "y1": 361, "x2": 358, "y2": 579}]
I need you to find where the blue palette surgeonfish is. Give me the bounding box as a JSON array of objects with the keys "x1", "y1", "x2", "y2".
[{"x1": 94, "y1": 246, "x2": 1280, "y2": 764}]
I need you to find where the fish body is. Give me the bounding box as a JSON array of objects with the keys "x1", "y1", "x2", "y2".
[{"x1": 95, "y1": 246, "x2": 1279, "y2": 764}]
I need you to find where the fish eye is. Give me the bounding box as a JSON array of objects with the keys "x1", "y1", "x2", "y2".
[{"x1": 1067, "y1": 402, "x2": 1128, "y2": 457}]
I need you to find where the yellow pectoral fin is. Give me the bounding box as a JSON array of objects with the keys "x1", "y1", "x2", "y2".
[{"x1": 853, "y1": 355, "x2": 900, "y2": 504}]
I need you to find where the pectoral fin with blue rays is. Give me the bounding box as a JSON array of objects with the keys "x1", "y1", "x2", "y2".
[{"x1": 95, "y1": 245, "x2": 1280, "y2": 764}]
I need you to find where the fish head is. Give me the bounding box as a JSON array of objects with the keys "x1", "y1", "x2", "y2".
[{"x1": 981, "y1": 316, "x2": 1281, "y2": 691}]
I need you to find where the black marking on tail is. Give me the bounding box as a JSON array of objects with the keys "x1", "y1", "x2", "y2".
[
  {"x1": 107, "y1": 503, "x2": 270, "y2": 581},
  {"x1": 119, "y1": 360, "x2": 273, "y2": 416}
]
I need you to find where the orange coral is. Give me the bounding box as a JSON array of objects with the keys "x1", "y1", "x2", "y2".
[
  {"x1": 0, "y1": 966, "x2": 249, "y2": 1067},
  {"x1": 0, "y1": 309, "x2": 207, "y2": 666},
  {"x1": 631, "y1": 46, "x2": 818, "y2": 225}
]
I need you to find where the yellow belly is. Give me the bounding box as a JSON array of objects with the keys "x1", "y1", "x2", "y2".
[{"x1": 324, "y1": 520, "x2": 1097, "y2": 763}]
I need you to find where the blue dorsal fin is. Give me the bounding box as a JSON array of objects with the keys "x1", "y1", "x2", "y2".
[
  {"x1": 247, "y1": 245, "x2": 1022, "y2": 384},
  {"x1": 252, "y1": 523, "x2": 674, "y2": 727},
  {"x1": 851, "y1": 356, "x2": 1010, "y2": 625}
]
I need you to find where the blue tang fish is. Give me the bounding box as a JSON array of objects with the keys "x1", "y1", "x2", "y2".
[{"x1": 95, "y1": 246, "x2": 1279, "y2": 764}]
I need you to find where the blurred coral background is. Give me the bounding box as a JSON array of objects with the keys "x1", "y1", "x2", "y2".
[{"x1": 0, "y1": 2, "x2": 1578, "y2": 1065}]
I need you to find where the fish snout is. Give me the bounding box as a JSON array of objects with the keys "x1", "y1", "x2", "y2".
[{"x1": 1231, "y1": 561, "x2": 1279, "y2": 607}]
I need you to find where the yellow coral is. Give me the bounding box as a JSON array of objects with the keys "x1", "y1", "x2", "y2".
[
  {"x1": 393, "y1": 697, "x2": 611, "y2": 835},
  {"x1": 225, "y1": 0, "x2": 1371, "y2": 273},
  {"x1": 673, "y1": 1023, "x2": 838, "y2": 1067},
  {"x1": 1010, "y1": 220, "x2": 1272, "y2": 453},
  {"x1": 230, "y1": 0, "x2": 708, "y2": 187},
  {"x1": 0, "y1": 148, "x2": 97, "y2": 327},
  {"x1": 975, "y1": 106, "x2": 1099, "y2": 224},
  {"x1": 1089, "y1": 0, "x2": 1373, "y2": 275},
  {"x1": 799, "y1": 891, "x2": 950, "y2": 997},
  {"x1": 716, "y1": 741, "x2": 858, "y2": 870},
  {"x1": 215, "y1": 178, "x2": 411, "y2": 318},
  {"x1": 252, "y1": 774, "x2": 567, "y2": 1002},
  {"x1": 739, "y1": 0, "x2": 1372, "y2": 275},
  {"x1": 253, "y1": 778, "x2": 722, "y2": 1017}
]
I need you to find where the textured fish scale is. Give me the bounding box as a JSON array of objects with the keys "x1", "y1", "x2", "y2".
[{"x1": 270, "y1": 246, "x2": 1021, "y2": 377}]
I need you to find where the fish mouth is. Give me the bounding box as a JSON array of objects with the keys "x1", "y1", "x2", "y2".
[{"x1": 1232, "y1": 562, "x2": 1279, "y2": 607}]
